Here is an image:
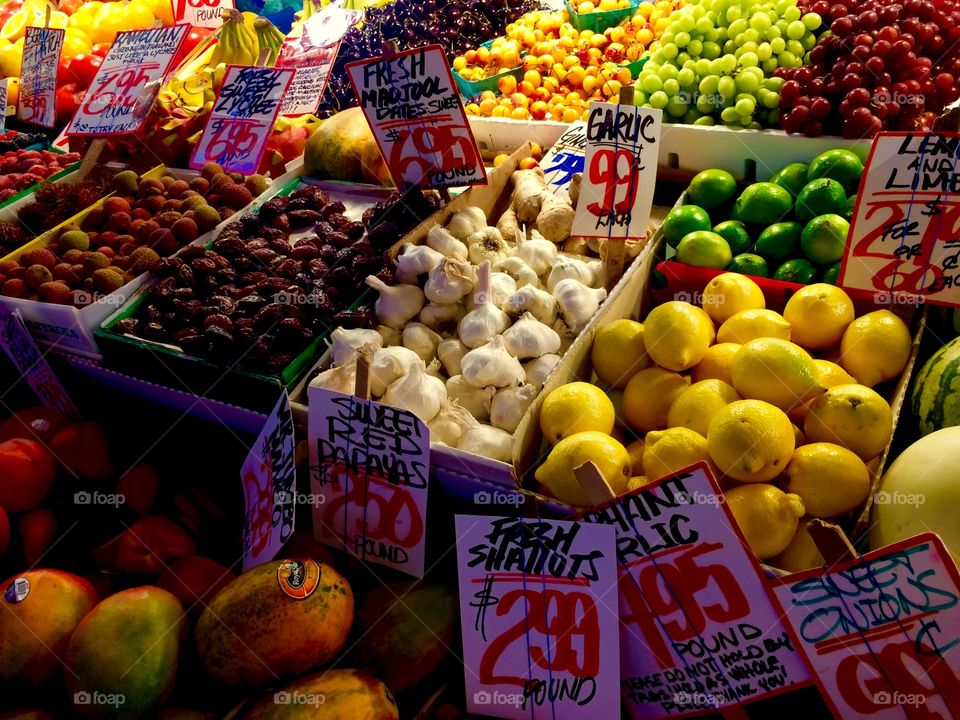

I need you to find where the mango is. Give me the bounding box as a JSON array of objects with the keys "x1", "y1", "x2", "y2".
[
  {"x1": 240, "y1": 669, "x2": 398, "y2": 720},
  {"x1": 65, "y1": 586, "x2": 185, "y2": 719},
  {"x1": 0, "y1": 570, "x2": 98, "y2": 687},
  {"x1": 0, "y1": 438, "x2": 57, "y2": 512}
]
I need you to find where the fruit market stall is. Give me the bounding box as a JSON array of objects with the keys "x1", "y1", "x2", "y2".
[{"x1": 4, "y1": 0, "x2": 960, "y2": 719}]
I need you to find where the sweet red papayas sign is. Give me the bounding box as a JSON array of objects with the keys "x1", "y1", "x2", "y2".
[
  {"x1": 307, "y1": 386, "x2": 429, "y2": 577},
  {"x1": 770, "y1": 532, "x2": 960, "y2": 719},
  {"x1": 455, "y1": 514, "x2": 620, "y2": 719},
  {"x1": 346, "y1": 44, "x2": 486, "y2": 189},
  {"x1": 580, "y1": 463, "x2": 814, "y2": 719}
]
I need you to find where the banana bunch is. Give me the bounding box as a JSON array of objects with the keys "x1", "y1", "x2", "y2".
[
  {"x1": 255, "y1": 16, "x2": 286, "y2": 65},
  {"x1": 210, "y1": 9, "x2": 259, "y2": 67}
]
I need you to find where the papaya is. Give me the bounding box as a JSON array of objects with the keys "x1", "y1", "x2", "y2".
[
  {"x1": 360, "y1": 137, "x2": 392, "y2": 186},
  {"x1": 240, "y1": 669, "x2": 398, "y2": 720},
  {"x1": 158, "y1": 710, "x2": 216, "y2": 720},
  {"x1": 0, "y1": 439, "x2": 57, "y2": 512},
  {"x1": 0, "y1": 408, "x2": 67, "y2": 443},
  {"x1": 0, "y1": 711, "x2": 56, "y2": 720},
  {"x1": 304, "y1": 107, "x2": 375, "y2": 182},
  {"x1": 195, "y1": 559, "x2": 353, "y2": 685},
  {"x1": 65, "y1": 586, "x2": 186, "y2": 719},
  {"x1": 354, "y1": 581, "x2": 457, "y2": 693},
  {"x1": 0, "y1": 569, "x2": 98, "y2": 687}
]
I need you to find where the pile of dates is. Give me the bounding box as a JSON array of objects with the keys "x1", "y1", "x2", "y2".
[{"x1": 111, "y1": 185, "x2": 390, "y2": 375}]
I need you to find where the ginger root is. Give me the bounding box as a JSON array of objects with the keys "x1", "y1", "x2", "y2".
[
  {"x1": 537, "y1": 192, "x2": 575, "y2": 243},
  {"x1": 511, "y1": 168, "x2": 548, "y2": 222}
]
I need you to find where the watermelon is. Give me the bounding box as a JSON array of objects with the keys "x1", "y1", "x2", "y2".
[{"x1": 912, "y1": 336, "x2": 960, "y2": 435}]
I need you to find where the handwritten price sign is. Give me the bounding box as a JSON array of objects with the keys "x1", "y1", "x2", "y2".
[
  {"x1": 455, "y1": 515, "x2": 620, "y2": 719},
  {"x1": 838, "y1": 132, "x2": 960, "y2": 305},
  {"x1": 240, "y1": 391, "x2": 296, "y2": 571},
  {"x1": 307, "y1": 386, "x2": 429, "y2": 577},
  {"x1": 67, "y1": 25, "x2": 188, "y2": 136},
  {"x1": 581, "y1": 464, "x2": 813, "y2": 719},
  {"x1": 19, "y1": 27, "x2": 65, "y2": 128},
  {"x1": 772, "y1": 533, "x2": 960, "y2": 719},
  {"x1": 571, "y1": 102, "x2": 661, "y2": 239},
  {"x1": 346, "y1": 44, "x2": 486, "y2": 189},
  {"x1": 173, "y1": 0, "x2": 235, "y2": 29},
  {"x1": 191, "y1": 65, "x2": 294, "y2": 175},
  {"x1": 541, "y1": 122, "x2": 587, "y2": 195}
]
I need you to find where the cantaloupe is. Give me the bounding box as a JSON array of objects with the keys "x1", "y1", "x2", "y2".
[{"x1": 912, "y1": 335, "x2": 960, "y2": 435}]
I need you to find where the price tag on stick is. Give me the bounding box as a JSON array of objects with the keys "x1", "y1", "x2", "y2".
[
  {"x1": 19, "y1": 26, "x2": 65, "y2": 128},
  {"x1": 190, "y1": 64, "x2": 295, "y2": 175},
  {"x1": 346, "y1": 44, "x2": 487, "y2": 189},
  {"x1": 540, "y1": 121, "x2": 587, "y2": 195},
  {"x1": 66, "y1": 25, "x2": 189, "y2": 136},
  {"x1": 172, "y1": 0, "x2": 236, "y2": 29},
  {"x1": 771, "y1": 532, "x2": 960, "y2": 719},
  {"x1": 455, "y1": 514, "x2": 621, "y2": 719},
  {"x1": 580, "y1": 463, "x2": 814, "y2": 719}
]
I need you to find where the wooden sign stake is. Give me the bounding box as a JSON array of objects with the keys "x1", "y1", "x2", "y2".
[
  {"x1": 807, "y1": 518, "x2": 859, "y2": 566},
  {"x1": 354, "y1": 349, "x2": 371, "y2": 401},
  {"x1": 574, "y1": 461, "x2": 616, "y2": 506},
  {"x1": 257, "y1": 47, "x2": 270, "y2": 67},
  {"x1": 600, "y1": 85, "x2": 634, "y2": 291}
]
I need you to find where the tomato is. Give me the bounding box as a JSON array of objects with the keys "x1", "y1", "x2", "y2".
[
  {"x1": 173, "y1": 27, "x2": 212, "y2": 66},
  {"x1": 55, "y1": 83, "x2": 84, "y2": 126},
  {"x1": 91, "y1": 43, "x2": 111, "y2": 58},
  {"x1": 65, "y1": 53, "x2": 103, "y2": 90}
]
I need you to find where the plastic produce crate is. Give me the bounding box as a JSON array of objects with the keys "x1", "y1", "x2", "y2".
[{"x1": 564, "y1": 0, "x2": 642, "y2": 32}]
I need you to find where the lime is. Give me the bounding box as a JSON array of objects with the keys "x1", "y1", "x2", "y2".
[
  {"x1": 713, "y1": 220, "x2": 752, "y2": 254},
  {"x1": 795, "y1": 178, "x2": 848, "y2": 223},
  {"x1": 807, "y1": 149, "x2": 864, "y2": 195},
  {"x1": 801, "y1": 213, "x2": 849, "y2": 264},
  {"x1": 662, "y1": 205, "x2": 712, "y2": 248},
  {"x1": 732, "y1": 182, "x2": 793, "y2": 225},
  {"x1": 822, "y1": 262, "x2": 841, "y2": 285},
  {"x1": 770, "y1": 162, "x2": 809, "y2": 199},
  {"x1": 774, "y1": 258, "x2": 818, "y2": 284},
  {"x1": 756, "y1": 222, "x2": 802, "y2": 261},
  {"x1": 728, "y1": 253, "x2": 769, "y2": 277},
  {"x1": 677, "y1": 230, "x2": 733, "y2": 269},
  {"x1": 844, "y1": 194, "x2": 857, "y2": 220},
  {"x1": 687, "y1": 169, "x2": 738, "y2": 209}
]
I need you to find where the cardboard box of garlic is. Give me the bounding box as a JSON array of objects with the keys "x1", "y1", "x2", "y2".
[{"x1": 288, "y1": 144, "x2": 663, "y2": 509}]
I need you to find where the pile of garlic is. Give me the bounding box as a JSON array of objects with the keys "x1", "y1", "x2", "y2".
[{"x1": 310, "y1": 196, "x2": 609, "y2": 464}]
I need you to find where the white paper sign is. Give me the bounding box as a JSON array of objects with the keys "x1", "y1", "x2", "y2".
[
  {"x1": 19, "y1": 27, "x2": 64, "y2": 128},
  {"x1": 541, "y1": 121, "x2": 586, "y2": 195},
  {"x1": 172, "y1": 0, "x2": 236, "y2": 29}
]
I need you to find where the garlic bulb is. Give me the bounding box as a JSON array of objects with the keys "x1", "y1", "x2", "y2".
[
  {"x1": 438, "y1": 337, "x2": 468, "y2": 377},
  {"x1": 309, "y1": 360, "x2": 356, "y2": 395},
  {"x1": 546, "y1": 255, "x2": 594, "y2": 291},
  {"x1": 330, "y1": 327, "x2": 382, "y2": 366},
  {"x1": 502, "y1": 285, "x2": 558, "y2": 325},
  {"x1": 396, "y1": 243, "x2": 444, "y2": 282},
  {"x1": 502, "y1": 312, "x2": 561, "y2": 359},
  {"x1": 424, "y1": 258, "x2": 477, "y2": 305},
  {"x1": 426, "y1": 357, "x2": 445, "y2": 380},
  {"x1": 366, "y1": 275, "x2": 425, "y2": 330},
  {"x1": 369, "y1": 346, "x2": 421, "y2": 397},
  {"x1": 467, "y1": 227, "x2": 512, "y2": 266},
  {"x1": 466, "y1": 272, "x2": 517, "y2": 312},
  {"x1": 494, "y1": 256, "x2": 540, "y2": 288},
  {"x1": 491, "y1": 384, "x2": 538, "y2": 433},
  {"x1": 553, "y1": 278, "x2": 607, "y2": 334},
  {"x1": 446, "y1": 375, "x2": 497, "y2": 421},
  {"x1": 427, "y1": 225, "x2": 468, "y2": 261},
  {"x1": 382, "y1": 361, "x2": 446, "y2": 423},
  {"x1": 518, "y1": 236, "x2": 559, "y2": 276},
  {"x1": 461, "y1": 336, "x2": 526, "y2": 388},
  {"x1": 522, "y1": 353, "x2": 562, "y2": 387},
  {"x1": 458, "y1": 425, "x2": 513, "y2": 463},
  {"x1": 419, "y1": 302, "x2": 465, "y2": 335},
  {"x1": 586, "y1": 259, "x2": 605, "y2": 289},
  {"x1": 428, "y1": 399, "x2": 478, "y2": 446},
  {"x1": 459, "y1": 262, "x2": 510, "y2": 348},
  {"x1": 377, "y1": 324, "x2": 402, "y2": 347},
  {"x1": 402, "y1": 322, "x2": 442, "y2": 363},
  {"x1": 447, "y1": 206, "x2": 487, "y2": 241},
  {"x1": 553, "y1": 317, "x2": 575, "y2": 355}
]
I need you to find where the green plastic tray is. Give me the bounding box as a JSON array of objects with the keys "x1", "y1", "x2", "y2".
[
  {"x1": 454, "y1": 39, "x2": 525, "y2": 98},
  {"x1": 564, "y1": 0, "x2": 643, "y2": 32}
]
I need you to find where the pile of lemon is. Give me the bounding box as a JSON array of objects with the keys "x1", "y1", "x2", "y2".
[{"x1": 535, "y1": 273, "x2": 912, "y2": 569}]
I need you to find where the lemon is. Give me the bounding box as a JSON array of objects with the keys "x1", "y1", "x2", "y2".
[
  {"x1": 643, "y1": 427, "x2": 710, "y2": 482},
  {"x1": 667, "y1": 379, "x2": 740, "y2": 437},
  {"x1": 804, "y1": 383, "x2": 893, "y2": 460},
  {"x1": 535, "y1": 431, "x2": 632, "y2": 506},
  {"x1": 717, "y1": 308, "x2": 792, "y2": 344},
  {"x1": 627, "y1": 476, "x2": 650, "y2": 491},
  {"x1": 772, "y1": 520, "x2": 826, "y2": 572},
  {"x1": 707, "y1": 399, "x2": 795, "y2": 482},
  {"x1": 626, "y1": 437, "x2": 646, "y2": 476},
  {"x1": 591, "y1": 319, "x2": 650, "y2": 388},
  {"x1": 792, "y1": 423, "x2": 807, "y2": 447},
  {"x1": 731, "y1": 338, "x2": 824, "y2": 411},
  {"x1": 725, "y1": 484, "x2": 806, "y2": 559},
  {"x1": 540, "y1": 382, "x2": 615, "y2": 445},
  {"x1": 622, "y1": 367, "x2": 691, "y2": 432},
  {"x1": 143, "y1": 0, "x2": 173, "y2": 23},
  {"x1": 0, "y1": 10, "x2": 28, "y2": 42},
  {"x1": 642, "y1": 301, "x2": 715, "y2": 371},
  {"x1": 783, "y1": 442, "x2": 871, "y2": 518},
  {"x1": 813, "y1": 359, "x2": 856, "y2": 388},
  {"x1": 124, "y1": 0, "x2": 156, "y2": 29},
  {"x1": 783, "y1": 283, "x2": 855, "y2": 350},
  {"x1": 0, "y1": 42, "x2": 19, "y2": 76},
  {"x1": 840, "y1": 310, "x2": 912, "y2": 387},
  {"x1": 691, "y1": 342, "x2": 741, "y2": 385},
  {"x1": 701, "y1": 272, "x2": 766, "y2": 324}
]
